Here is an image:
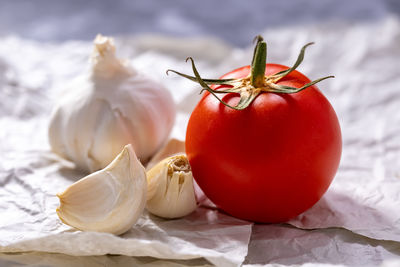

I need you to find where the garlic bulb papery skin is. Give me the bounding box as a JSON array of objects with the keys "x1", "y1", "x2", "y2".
[
  {"x1": 48, "y1": 34, "x2": 176, "y2": 172},
  {"x1": 56, "y1": 144, "x2": 147, "y2": 235},
  {"x1": 146, "y1": 154, "x2": 197, "y2": 219}
]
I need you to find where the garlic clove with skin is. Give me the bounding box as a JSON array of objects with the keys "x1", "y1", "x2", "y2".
[
  {"x1": 56, "y1": 144, "x2": 147, "y2": 235},
  {"x1": 146, "y1": 154, "x2": 197, "y2": 219}
]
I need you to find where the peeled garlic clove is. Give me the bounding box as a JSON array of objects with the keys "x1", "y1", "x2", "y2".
[
  {"x1": 56, "y1": 144, "x2": 146, "y2": 235},
  {"x1": 146, "y1": 154, "x2": 197, "y2": 219}
]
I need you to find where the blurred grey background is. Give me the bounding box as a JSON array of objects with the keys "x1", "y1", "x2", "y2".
[{"x1": 0, "y1": 0, "x2": 399, "y2": 47}]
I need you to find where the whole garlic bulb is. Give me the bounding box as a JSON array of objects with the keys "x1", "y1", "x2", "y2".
[
  {"x1": 49, "y1": 34, "x2": 176, "y2": 172},
  {"x1": 56, "y1": 144, "x2": 147, "y2": 235},
  {"x1": 146, "y1": 154, "x2": 197, "y2": 219}
]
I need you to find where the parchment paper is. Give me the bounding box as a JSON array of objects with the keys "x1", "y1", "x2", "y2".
[
  {"x1": 0, "y1": 36, "x2": 252, "y2": 267},
  {"x1": 1, "y1": 16, "x2": 400, "y2": 266}
]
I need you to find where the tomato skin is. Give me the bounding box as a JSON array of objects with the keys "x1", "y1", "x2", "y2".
[{"x1": 185, "y1": 63, "x2": 342, "y2": 223}]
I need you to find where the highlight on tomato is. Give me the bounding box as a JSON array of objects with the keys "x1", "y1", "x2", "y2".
[{"x1": 168, "y1": 36, "x2": 342, "y2": 223}]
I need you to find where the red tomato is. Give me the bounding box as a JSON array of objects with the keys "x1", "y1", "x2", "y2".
[{"x1": 185, "y1": 63, "x2": 342, "y2": 223}]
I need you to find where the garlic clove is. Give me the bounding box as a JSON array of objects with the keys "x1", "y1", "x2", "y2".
[
  {"x1": 56, "y1": 144, "x2": 146, "y2": 235},
  {"x1": 146, "y1": 154, "x2": 197, "y2": 219}
]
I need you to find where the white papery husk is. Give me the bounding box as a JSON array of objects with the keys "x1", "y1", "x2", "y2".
[{"x1": 48, "y1": 34, "x2": 176, "y2": 172}]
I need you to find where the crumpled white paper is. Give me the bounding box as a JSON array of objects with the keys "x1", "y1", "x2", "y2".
[
  {"x1": 246, "y1": 224, "x2": 400, "y2": 266},
  {"x1": 241, "y1": 16, "x2": 400, "y2": 266},
  {"x1": 1, "y1": 15, "x2": 400, "y2": 267},
  {"x1": 269, "y1": 17, "x2": 400, "y2": 242},
  {"x1": 0, "y1": 36, "x2": 252, "y2": 267}
]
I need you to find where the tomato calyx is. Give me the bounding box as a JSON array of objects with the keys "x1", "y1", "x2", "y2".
[{"x1": 167, "y1": 35, "x2": 334, "y2": 110}]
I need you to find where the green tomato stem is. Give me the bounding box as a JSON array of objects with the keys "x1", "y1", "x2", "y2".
[
  {"x1": 250, "y1": 36, "x2": 267, "y2": 88},
  {"x1": 166, "y1": 35, "x2": 334, "y2": 110}
]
